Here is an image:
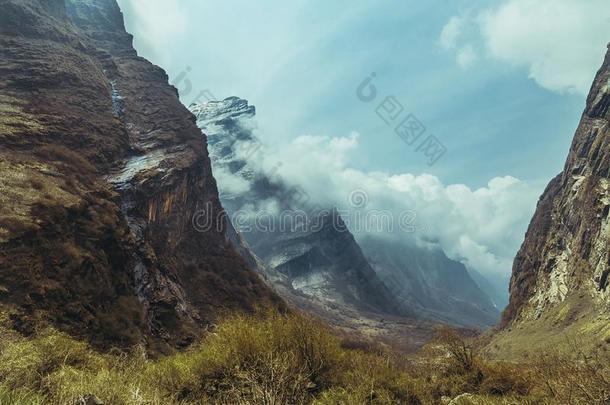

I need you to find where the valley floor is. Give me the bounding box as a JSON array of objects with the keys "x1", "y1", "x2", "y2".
[{"x1": 0, "y1": 309, "x2": 607, "y2": 405}]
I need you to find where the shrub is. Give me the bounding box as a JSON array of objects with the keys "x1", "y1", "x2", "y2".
[
  {"x1": 532, "y1": 343, "x2": 610, "y2": 404},
  {"x1": 38, "y1": 144, "x2": 97, "y2": 175},
  {"x1": 0, "y1": 311, "x2": 605, "y2": 404},
  {"x1": 163, "y1": 311, "x2": 345, "y2": 404},
  {"x1": 433, "y1": 326, "x2": 476, "y2": 372},
  {"x1": 339, "y1": 336, "x2": 381, "y2": 353},
  {"x1": 479, "y1": 362, "x2": 532, "y2": 396}
]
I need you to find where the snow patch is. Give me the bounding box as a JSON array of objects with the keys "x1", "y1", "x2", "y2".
[{"x1": 108, "y1": 150, "x2": 167, "y2": 188}]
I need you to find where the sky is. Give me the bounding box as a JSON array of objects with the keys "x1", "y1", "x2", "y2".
[{"x1": 116, "y1": 0, "x2": 610, "y2": 287}]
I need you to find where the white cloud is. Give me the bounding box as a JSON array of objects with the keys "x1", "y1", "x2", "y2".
[
  {"x1": 214, "y1": 166, "x2": 251, "y2": 196},
  {"x1": 231, "y1": 132, "x2": 540, "y2": 278},
  {"x1": 439, "y1": 16, "x2": 464, "y2": 50},
  {"x1": 439, "y1": 15, "x2": 480, "y2": 69},
  {"x1": 456, "y1": 44, "x2": 478, "y2": 69},
  {"x1": 440, "y1": 0, "x2": 610, "y2": 94}
]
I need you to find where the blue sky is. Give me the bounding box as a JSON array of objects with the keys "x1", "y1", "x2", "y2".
[
  {"x1": 117, "y1": 0, "x2": 609, "y2": 188},
  {"x1": 116, "y1": 0, "x2": 610, "y2": 283}
]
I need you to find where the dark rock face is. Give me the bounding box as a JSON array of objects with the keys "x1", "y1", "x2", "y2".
[
  {"x1": 0, "y1": 0, "x2": 280, "y2": 351},
  {"x1": 502, "y1": 44, "x2": 610, "y2": 328},
  {"x1": 263, "y1": 209, "x2": 406, "y2": 316}
]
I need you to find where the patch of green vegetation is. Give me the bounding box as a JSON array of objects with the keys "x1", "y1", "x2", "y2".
[{"x1": 485, "y1": 293, "x2": 609, "y2": 362}]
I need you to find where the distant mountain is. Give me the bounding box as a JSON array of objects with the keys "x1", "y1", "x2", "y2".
[
  {"x1": 191, "y1": 97, "x2": 499, "y2": 328},
  {"x1": 361, "y1": 237, "x2": 499, "y2": 327},
  {"x1": 468, "y1": 268, "x2": 509, "y2": 310},
  {"x1": 260, "y1": 208, "x2": 407, "y2": 316},
  {"x1": 191, "y1": 98, "x2": 409, "y2": 318}
]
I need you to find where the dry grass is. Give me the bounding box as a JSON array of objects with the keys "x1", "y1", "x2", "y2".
[
  {"x1": 0, "y1": 95, "x2": 44, "y2": 138},
  {"x1": 0, "y1": 310, "x2": 607, "y2": 404},
  {"x1": 531, "y1": 341, "x2": 610, "y2": 404},
  {"x1": 485, "y1": 294, "x2": 610, "y2": 361},
  {"x1": 0, "y1": 156, "x2": 81, "y2": 242}
]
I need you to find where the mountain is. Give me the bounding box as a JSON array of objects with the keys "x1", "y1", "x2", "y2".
[
  {"x1": 361, "y1": 237, "x2": 499, "y2": 327},
  {"x1": 191, "y1": 97, "x2": 499, "y2": 329},
  {"x1": 468, "y1": 268, "x2": 509, "y2": 310},
  {"x1": 260, "y1": 208, "x2": 407, "y2": 316},
  {"x1": 191, "y1": 98, "x2": 409, "y2": 318},
  {"x1": 0, "y1": 0, "x2": 280, "y2": 351},
  {"x1": 491, "y1": 44, "x2": 610, "y2": 357}
]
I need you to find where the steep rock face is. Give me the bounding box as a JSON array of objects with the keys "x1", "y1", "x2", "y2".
[
  {"x1": 263, "y1": 209, "x2": 405, "y2": 315},
  {"x1": 499, "y1": 44, "x2": 610, "y2": 347},
  {"x1": 0, "y1": 0, "x2": 280, "y2": 351}
]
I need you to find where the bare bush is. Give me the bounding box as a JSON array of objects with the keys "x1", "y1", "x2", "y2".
[
  {"x1": 533, "y1": 341, "x2": 610, "y2": 404},
  {"x1": 434, "y1": 326, "x2": 477, "y2": 372}
]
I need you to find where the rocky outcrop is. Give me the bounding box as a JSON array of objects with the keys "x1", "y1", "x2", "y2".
[
  {"x1": 499, "y1": 44, "x2": 610, "y2": 347},
  {"x1": 0, "y1": 0, "x2": 280, "y2": 351}
]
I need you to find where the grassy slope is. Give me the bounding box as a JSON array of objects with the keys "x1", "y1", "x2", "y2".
[
  {"x1": 0, "y1": 307, "x2": 607, "y2": 405},
  {"x1": 485, "y1": 294, "x2": 610, "y2": 361}
]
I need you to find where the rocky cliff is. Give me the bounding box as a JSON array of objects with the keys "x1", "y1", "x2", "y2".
[
  {"x1": 0, "y1": 0, "x2": 280, "y2": 351},
  {"x1": 261, "y1": 209, "x2": 407, "y2": 316},
  {"x1": 493, "y1": 44, "x2": 610, "y2": 355}
]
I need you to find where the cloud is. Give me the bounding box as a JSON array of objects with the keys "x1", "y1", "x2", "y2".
[
  {"x1": 456, "y1": 44, "x2": 478, "y2": 69},
  {"x1": 439, "y1": 16, "x2": 479, "y2": 69},
  {"x1": 439, "y1": 16, "x2": 464, "y2": 50},
  {"x1": 229, "y1": 131, "x2": 540, "y2": 278},
  {"x1": 440, "y1": 0, "x2": 610, "y2": 94},
  {"x1": 213, "y1": 166, "x2": 251, "y2": 196}
]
